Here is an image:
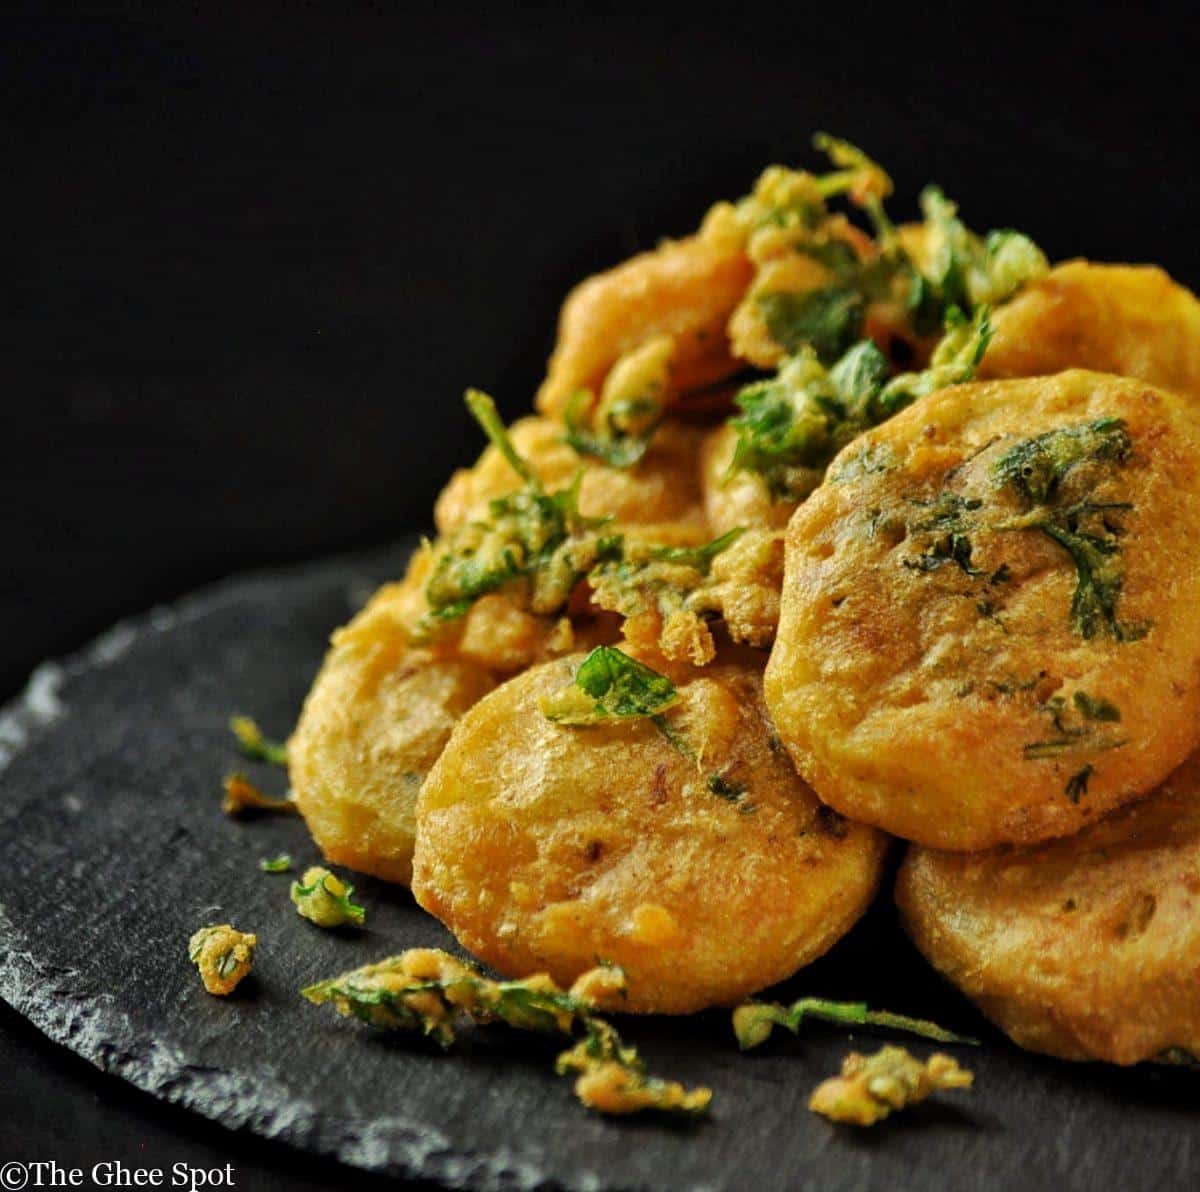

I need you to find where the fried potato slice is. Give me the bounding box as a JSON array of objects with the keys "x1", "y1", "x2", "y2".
[
  {"x1": 980, "y1": 260, "x2": 1200, "y2": 400},
  {"x1": 897, "y1": 749, "x2": 1200, "y2": 1064},
  {"x1": 535, "y1": 226, "x2": 753, "y2": 418},
  {"x1": 412, "y1": 651, "x2": 887, "y2": 1014},
  {"x1": 435, "y1": 415, "x2": 710, "y2": 547},
  {"x1": 765, "y1": 370, "x2": 1200, "y2": 850},
  {"x1": 289, "y1": 584, "x2": 498, "y2": 885}
]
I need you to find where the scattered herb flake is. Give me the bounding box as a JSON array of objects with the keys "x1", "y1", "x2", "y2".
[
  {"x1": 732, "y1": 996, "x2": 977, "y2": 1051},
  {"x1": 809, "y1": 1045, "x2": 974, "y2": 1127},
  {"x1": 188, "y1": 924, "x2": 257, "y2": 997},
  {"x1": 303, "y1": 949, "x2": 709, "y2": 1117},
  {"x1": 230, "y1": 716, "x2": 289, "y2": 767},
  {"x1": 290, "y1": 866, "x2": 366, "y2": 928}
]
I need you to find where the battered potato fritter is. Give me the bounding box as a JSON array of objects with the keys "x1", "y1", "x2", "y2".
[
  {"x1": 411, "y1": 650, "x2": 887, "y2": 1014},
  {"x1": 535, "y1": 224, "x2": 753, "y2": 418},
  {"x1": 980, "y1": 261, "x2": 1200, "y2": 400},
  {"x1": 897, "y1": 749, "x2": 1200, "y2": 1064},
  {"x1": 765, "y1": 370, "x2": 1200, "y2": 850},
  {"x1": 289, "y1": 585, "x2": 498, "y2": 885}
]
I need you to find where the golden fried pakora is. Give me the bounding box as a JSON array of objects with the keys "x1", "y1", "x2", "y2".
[
  {"x1": 765, "y1": 370, "x2": 1200, "y2": 850},
  {"x1": 897, "y1": 748, "x2": 1200, "y2": 1064},
  {"x1": 536, "y1": 222, "x2": 752, "y2": 418},
  {"x1": 289, "y1": 584, "x2": 498, "y2": 885},
  {"x1": 411, "y1": 647, "x2": 887, "y2": 1014},
  {"x1": 980, "y1": 261, "x2": 1200, "y2": 400}
]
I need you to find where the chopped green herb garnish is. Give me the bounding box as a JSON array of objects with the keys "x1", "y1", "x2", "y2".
[
  {"x1": 561, "y1": 336, "x2": 672, "y2": 469},
  {"x1": 873, "y1": 304, "x2": 992, "y2": 418},
  {"x1": 1023, "y1": 694, "x2": 1127, "y2": 759},
  {"x1": 993, "y1": 418, "x2": 1131, "y2": 506},
  {"x1": 733, "y1": 997, "x2": 978, "y2": 1051},
  {"x1": 904, "y1": 532, "x2": 980, "y2": 576},
  {"x1": 303, "y1": 949, "x2": 709, "y2": 1117},
  {"x1": 1064, "y1": 765, "x2": 1094, "y2": 803},
  {"x1": 642, "y1": 528, "x2": 745, "y2": 571},
  {"x1": 230, "y1": 716, "x2": 289, "y2": 767},
  {"x1": 259, "y1": 854, "x2": 293, "y2": 873},
  {"x1": 1072, "y1": 692, "x2": 1121, "y2": 722},
  {"x1": 707, "y1": 774, "x2": 747, "y2": 802},
  {"x1": 994, "y1": 419, "x2": 1143, "y2": 640},
  {"x1": 290, "y1": 866, "x2": 366, "y2": 928}
]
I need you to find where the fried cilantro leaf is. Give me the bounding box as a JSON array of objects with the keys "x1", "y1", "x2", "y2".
[
  {"x1": 221, "y1": 772, "x2": 298, "y2": 817},
  {"x1": 302, "y1": 949, "x2": 709, "y2": 1117},
  {"x1": 230, "y1": 716, "x2": 289, "y2": 766},
  {"x1": 733, "y1": 997, "x2": 977, "y2": 1051},
  {"x1": 290, "y1": 866, "x2": 366, "y2": 928},
  {"x1": 538, "y1": 646, "x2": 679, "y2": 725},
  {"x1": 563, "y1": 335, "x2": 671, "y2": 468},
  {"x1": 730, "y1": 307, "x2": 991, "y2": 499},
  {"x1": 420, "y1": 390, "x2": 614, "y2": 627},
  {"x1": 909, "y1": 185, "x2": 1048, "y2": 333}
]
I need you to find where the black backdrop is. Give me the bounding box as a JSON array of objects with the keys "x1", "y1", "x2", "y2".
[{"x1": 3, "y1": 3, "x2": 1199, "y2": 1186}]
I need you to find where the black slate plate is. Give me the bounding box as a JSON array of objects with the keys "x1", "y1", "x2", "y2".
[{"x1": 2, "y1": 542, "x2": 1196, "y2": 1192}]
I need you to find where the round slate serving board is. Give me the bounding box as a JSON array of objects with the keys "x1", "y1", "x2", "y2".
[{"x1": 1, "y1": 542, "x2": 1196, "y2": 1192}]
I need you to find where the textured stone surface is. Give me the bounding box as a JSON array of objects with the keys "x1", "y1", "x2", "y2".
[{"x1": 1, "y1": 543, "x2": 1196, "y2": 1191}]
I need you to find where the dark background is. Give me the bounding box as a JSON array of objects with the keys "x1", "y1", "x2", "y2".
[{"x1": 3, "y1": 3, "x2": 1198, "y2": 1187}]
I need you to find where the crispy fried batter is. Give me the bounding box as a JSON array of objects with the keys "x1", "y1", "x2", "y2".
[
  {"x1": 412, "y1": 650, "x2": 887, "y2": 1014},
  {"x1": 536, "y1": 223, "x2": 753, "y2": 417},
  {"x1": 765, "y1": 370, "x2": 1200, "y2": 849},
  {"x1": 289, "y1": 584, "x2": 498, "y2": 884},
  {"x1": 809, "y1": 1046, "x2": 973, "y2": 1125},
  {"x1": 980, "y1": 261, "x2": 1200, "y2": 400},
  {"x1": 898, "y1": 748, "x2": 1200, "y2": 1064}
]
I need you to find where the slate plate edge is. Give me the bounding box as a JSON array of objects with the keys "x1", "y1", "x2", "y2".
[{"x1": 0, "y1": 551, "x2": 617, "y2": 1192}]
